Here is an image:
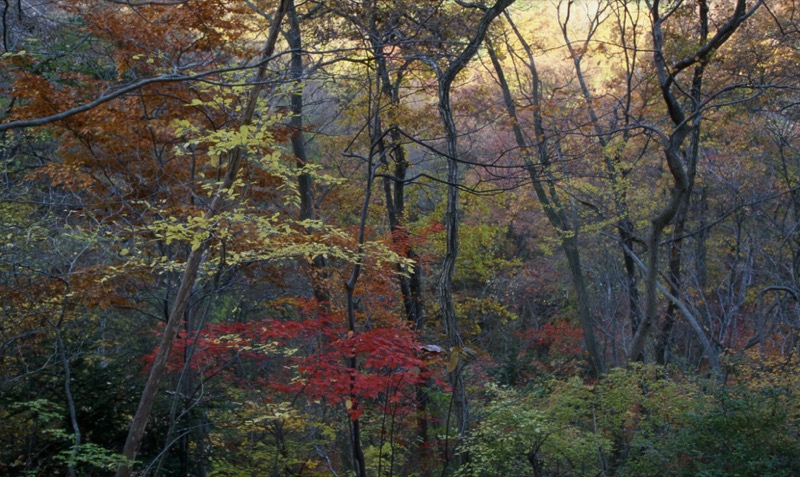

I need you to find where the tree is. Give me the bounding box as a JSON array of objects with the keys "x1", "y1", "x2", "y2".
[
  {"x1": 7, "y1": 0, "x2": 800, "y2": 475},
  {"x1": 417, "y1": 1, "x2": 517, "y2": 458},
  {"x1": 485, "y1": 5, "x2": 605, "y2": 376},
  {"x1": 628, "y1": 0, "x2": 762, "y2": 372},
  {"x1": 113, "y1": 3, "x2": 293, "y2": 474}
]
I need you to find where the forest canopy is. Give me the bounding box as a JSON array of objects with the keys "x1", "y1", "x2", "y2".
[{"x1": 2, "y1": 0, "x2": 800, "y2": 476}]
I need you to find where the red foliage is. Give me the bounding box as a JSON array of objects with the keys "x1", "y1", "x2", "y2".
[
  {"x1": 515, "y1": 320, "x2": 585, "y2": 379},
  {"x1": 144, "y1": 309, "x2": 431, "y2": 420}
]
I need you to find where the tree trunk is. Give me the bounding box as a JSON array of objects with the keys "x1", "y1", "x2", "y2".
[
  {"x1": 559, "y1": 2, "x2": 643, "y2": 349},
  {"x1": 114, "y1": 3, "x2": 291, "y2": 475},
  {"x1": 286, "y1": 0, "x2": 328, "y2": 305},
  {"x1": 343, "y1": 141, "x2": 381, "y2": 477},
  {"x1": 430, "y1": 0, "x2": 516, "y2": 459},
  {"x1": 486, "y1": 32, "x2": 603, "y2": 376},
  {"x1": 628, "y1": 0, "x2": 754, "y2": 367},
  {"x1": 368, "y1": 32, "x2": 430, "y2": 458}
]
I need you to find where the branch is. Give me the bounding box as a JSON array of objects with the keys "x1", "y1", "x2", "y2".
[
  {"x1": 0, "y1": 52, "x2": 291, "y2": 132},
  {"x1": 670, "y1": 1, "x2": 762, "y2": 75},
  {"x1": 623, "y1": 243, "x2": 721, "y2": 374}
]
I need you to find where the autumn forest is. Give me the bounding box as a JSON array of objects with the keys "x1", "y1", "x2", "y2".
[{"x1": 3, "y1": 0, "x2": 800, "y2": 475}]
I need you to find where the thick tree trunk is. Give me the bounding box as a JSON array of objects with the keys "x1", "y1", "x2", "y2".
[
  {"x1": 657, "y1": 14, "x2": 705, "y2": 364},
  {"x1": 286, "y1": 0, "x2": 329, "y2": 305},
  {"x1": 437, "y1": 86, "x2": 469, "y2": 438},
  {"x1": 287, "y1": 0, "x2": 313, "y2": 224},
  {"x1": 628, "y1": 167, "x2": 688, "y2": 363}
]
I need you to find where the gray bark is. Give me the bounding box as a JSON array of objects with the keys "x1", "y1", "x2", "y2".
[
  {"x1": 286, "y1": 0, "x2": 329, "y2": 305},
  {"x1": 628, "y1": 0, "x2": 758, "y2": 365},
  {"x1": 559, "y1": 0, "x2": 642, "y2": 334},
  {"x1": 430, "y1": 0, "x2": 516, "y2": 451}
]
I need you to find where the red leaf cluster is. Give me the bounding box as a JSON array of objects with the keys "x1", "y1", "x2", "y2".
[{"x1": 145, "y1": 310, "x2": 431, "y2": 419}]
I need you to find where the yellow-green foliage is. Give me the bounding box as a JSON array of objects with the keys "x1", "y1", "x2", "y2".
[
  {"x1": 456, "y1": 383, "x2": 604, "y2": 477},
  {"x1": 364, "y1": 441, "x2": 400, "y2": 477},
  {"x1": 460, "y1": 364, "x2": 800, "y2": 477},
  {"x1": 459, "y1": 365, "x2": 710, "y2": 477},
  {"x1": 455, "y1": 296, "x2": 517, "y2": 338},
  {"x1": 207, "y1": 393, "x2": 336, "y2": 477},
  {"x1": 422, "y1": 198, "x2": 521, "y2": 286},
  {"x1": 104, "y1": 96, "x2": 414, "y2": 282}
]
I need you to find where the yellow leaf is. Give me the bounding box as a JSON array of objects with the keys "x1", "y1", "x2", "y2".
[{"x1": 447, "y1": 350, "x2": 460, "y2": 373}]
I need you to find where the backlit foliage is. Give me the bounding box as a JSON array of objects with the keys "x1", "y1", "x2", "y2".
[{"x1": 3, "y1": 0, "x2": 800, "y2": 476}]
